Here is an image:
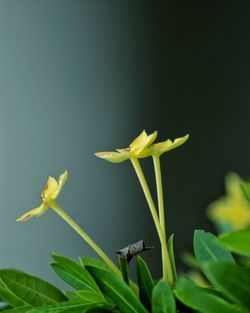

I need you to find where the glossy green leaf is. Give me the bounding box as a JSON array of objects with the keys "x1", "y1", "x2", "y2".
[
  {"x1": 3, "y1": 306, "x2": 33, "y2": 313},
  {"x1": 194, "y1": 230, "x2": 235, "y2": 279},
  {"x1": 175, "y1": 277, "x2": 247, "y2": 313},
  {"x1": 63, "y1": 292, "x2": 78, "y2": 300},
  {"x1": 79, "y1": 258, "x2": 113, "y2": 272},
  {"x1": 26, "y1": 299, "x2": 105, "y2": 313},
  {"x1": 152, "y1": 280, "x2": 175, "y2": 313},
  {"x1": 86, "y1": 264, "x2": 148, "y2": 313},
  {"x1": 174, "y1": 277, "x2": 201, "y2": 310},
  {"x1": 0, "y1": 280, "x2": 27, "y2": 308},
  {"x1": 136, "y1": 256, "x2": 154, "y2": 311},
  {"x1": 0, "y1": 269, "x2": 66, "y2": 307},
  {"x1": 205, "y1": 262, "x2": 250, "y2": 309},
  {"x1": 51, "y1": 253, "x2": 100, "y2": 292},
  {"x1": 167, "y1": 234, "x2": 177, "y2": 281},
  {"x1": 80, "y1": 257, "x2": 139, "y2": 296},
  {"x1": 241, "y1": 181, "x2": 250, "y2": 201},
  {"x1": 220, "y1": 230, "x2": 250, "y2": 257},
  {"x1": 76, "y1": 290, "x2": 115, "y2": 312},
  {"x1": 77, "y1": 290, "x2": 112, "y2": 304},
  {"x1": 174, "y1": 278, "x2": 222, "y2": 309},
  {"x1": 118, "y1": 257, "x2": 129, "y2": 285}
]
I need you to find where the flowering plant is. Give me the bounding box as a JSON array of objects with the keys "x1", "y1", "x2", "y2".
[{"x1": 1, "y1": 130, "x2": 250, "y2": 313}]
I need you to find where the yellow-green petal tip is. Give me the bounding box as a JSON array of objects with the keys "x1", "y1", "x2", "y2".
[{"x1": 95, "y1": 151, "x2": 130, "y2": 163}]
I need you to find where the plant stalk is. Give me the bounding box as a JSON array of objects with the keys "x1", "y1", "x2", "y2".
[
  {"x1": 152, "y1": 155, "x2": 166, "y2": 237},
  {"x1": 130, "y1": 157, "x2": 174, "y2": 284},
  {"x1": 152, "y1": 155, "x2": 167, "y2": 277},
  {"x1": 51, "y1": 202, "x2": 120, "y2": 276}
]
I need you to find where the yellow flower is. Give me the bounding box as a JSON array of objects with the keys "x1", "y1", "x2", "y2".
[
  {"x1": 17, "y1": 170, "x2": 68, "y2": 222},
  {"x1": 129, "y1": 130, "x2": 157, "y2": 156},
  {"x1": 150, "y1": 134, "x2": 189, "y2": 156},
  {"x1": 95, "y1": 130, "x2": 157, "y2": 163},
  {"x1": 207, "y1": 172, "x2": 250, "y2": 232}
]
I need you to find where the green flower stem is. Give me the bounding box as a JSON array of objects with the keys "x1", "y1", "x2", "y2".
[
  {"x1": 51, "y1": 202, "x2": 139, "y2": 295},
  {"x1": 152, "y1": 155, "x2": 166, "y2": 237},
  {"x1": 51, "y1": 202, "x2": 120, "y2": 276},
  {"x1": 152, "y1": 155, "x2": 167, "y2": 276},
  {"x1": 130, "y1": 157, "x2": 174, "y2": 284}
]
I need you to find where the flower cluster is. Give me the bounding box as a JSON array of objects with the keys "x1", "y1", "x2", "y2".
[
  {"x1": 95, "y1": 130, "x2": 189, "y2": 162},
  {"x1": 16, "y1": 130, "x2": 189, "y2": 286},
  {"x1": 95, "y1": 130, "x2": 189, "y2": 284}
]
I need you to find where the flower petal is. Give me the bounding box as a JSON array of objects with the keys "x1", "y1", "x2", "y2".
[
  {"x1": 225, "y1": 172, "x2": 243, "y2": 200},
  {"x1": 41, "y1": 176, "x2": 59, "y2": 201},
  {"x1": 207, "y1": 198, "x2": 250, "y2": 230},
  {"x1": 129, "y1": 130, "x2": 148, "y2": 149},
  {"x1": 50, "y1": 170, "x2": 68, "y2": 199},
  {"x1": 207, "y1": 172, "x2": 250, "y2": 231},
  {"x1": 151, "y1": 134, "x2": 189, "y2": 156},
  {"x1": 16, "y1": 203, "x2": 49, "y2": 222},
  {"x1": 130, "y1": 130, "x2": 158, "y2": 156},
  {"x1": 95, "y1": 151, "x2": 130, "y2": 163}
]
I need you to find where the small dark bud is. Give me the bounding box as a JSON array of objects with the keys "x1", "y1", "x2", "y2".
[{"x1": 116, "y1": 240, "x2": 153, "y2": 262}]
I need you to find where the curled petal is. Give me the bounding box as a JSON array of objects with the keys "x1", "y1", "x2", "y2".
[
  {"x1": 129, "y1": 130, "x2": 148, "y2": 149},
  {"x1": 41, "y1": 176, "x2": 59, "y2": 201},
  {"x1": 41, "y1": 170, "x2": 68, "y2": 201},
  {"x1": 51, "y1": 170, "x2": 68, "y2": 199},
  {"x1": 16, "y1": 203, "x2": 49, "y2": 222},
  {"x1": 225, "y1": 172, "x2": 243, "y2": 199},
  {"x1": 58, "y1": 170, "x2": 68, "y2": 189},
  {"x1": 151, "y1": 134, "x2": 189, "y2": 156},
  {"x1": 95, "y1": 151, "x2": 130, "y2": 163},
  {"x1": 130, "y1": 130, "x2": 158, "y2": 156}
]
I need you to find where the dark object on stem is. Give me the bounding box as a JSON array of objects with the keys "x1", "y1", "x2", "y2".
[{"x1": 116, "y1": 240, "x2": 153, "y2": 262}]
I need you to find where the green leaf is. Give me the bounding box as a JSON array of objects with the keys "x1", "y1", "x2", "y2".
[
  {"x1": 205, "y1": 262, "x2": 250, "y2": 310},
  {"x1": 25, "y1": 299, "x2": 106, "y2": 313},
  {"x1": 194, "y1": 230, "x2": 235, "y2": 279},
  {"x1": 76, "y1": 290, "x2": 106, "y2": 303},
  {"x1": 241, "y1": 181, "x2": 250, "y2": 201},
  {"x1": 220, "y1": 230, "x2": 250, "y2": 257},
  {"x1": 174, "y1": 277, "x2": 201, "y2": 310},
  {"x1": 136, "y1": 256, "x2": 154, "y2": 311},
  {"x1": 175, "y1": 277, "x2": 248, "y2": 313},
  {"x1": 118, "y1": 257, "x2": 129, "y2": 285},
  {"x1": 51, "y1": 253, "x2": 100, "y2": 292},
  {"x1": 79, "y1": 258, "x2": 112, "y2": 272},
  {"x1": 81, "y1": 257, "x2": 139, "y2": 296},
  {"x1": 63, "y1": 292, "x2": 78, "y2": 300},
  {"x1": 86, "y1": 264, "x2": 148, "y2": 313},
  {"x1": 76, "y1": 290, "x2": 115, "y2": 311},
  {"x1": 0, "y1": 280, "x2": 27, "y2": 308},
  {"x1": 167, "y1": 234, "x2": 177, "y2": 281},
  {"x1": 3, "y1": 306, "x2": 33, "y2": 313},
  {"x1": 174, "y1": 278, "x2": 222, "y2": 309},
  {"x1": 152, "y1": 280, "x2": 175, "y2": 313},
  {"x1": 0, "y1": 269, "x2": 66, "y2": 307}
]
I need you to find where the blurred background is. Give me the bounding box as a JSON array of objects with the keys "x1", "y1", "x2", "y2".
[{"x1": 1, "y1": 0, "x2": 250, "y2": 286}]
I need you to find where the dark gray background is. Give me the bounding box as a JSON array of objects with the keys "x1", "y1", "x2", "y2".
[{"x1": 1, "y1": 0, "x2": 250, "y2": 286}]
